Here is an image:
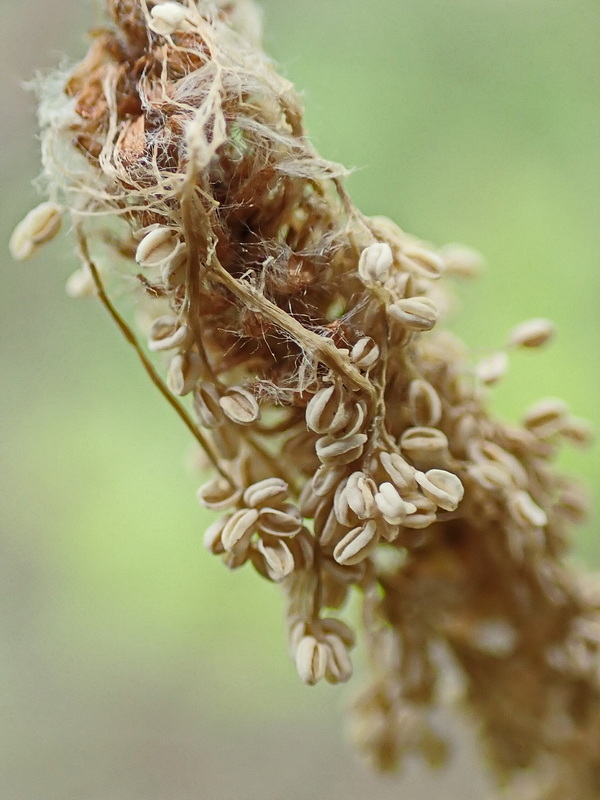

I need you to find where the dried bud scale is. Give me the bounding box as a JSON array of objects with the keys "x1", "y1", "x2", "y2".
[{"x1": 11, "y1": 1, "x2": 598, "y2": 797}]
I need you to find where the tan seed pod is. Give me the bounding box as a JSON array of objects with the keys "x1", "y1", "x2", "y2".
[
  {"x1": 243, "y1": 477, "x2": 289, "y2": 509},
  {"x1": 219, "y1": 386, "x2": 261, "y2": 425},
  {"x1": 387, "y1": 296, "x2": 438, "y2": 332},
  {"x1": 295, "y1": 635, "x2": 328, "y2": 686},
  {"x1": 554, "y1": 487, "x2": 589, "y2": 524},
  {"x1": 523, "y1": 398, "x2": 569, "y2": 438},
  {"x1": 350, "y1": 337, "x2": 380, "y2": 370},
  {"x1": 408, "y1": 379, "x2": 443, "y2": 427},
  {"x1": 344, "y1": 472, "x2": 378, "y2": 520},
  {"x1": 399, "y1": 244, "x2": 445, "y2": 279},
  {"x1": 401, "y1": 494, "x2": 438, "y2": 530},
  {"x1": 323, "y1": 633, "x2": 353, "y2": 684},
  {"x1": 509, "y1": 490, "x2": 548, "y2": 528},
  {"x1": 298, "y1": 481, "x2": 321, "y2": 518},
  {"x1": 439, "y1": 243, "x2": 484, "y2": 278},
  {"x1": 475, "y1": 351, "x2": 509, "y2": 386},
  {"x1": 315, "y1": 433, "x2": 368, "y2": 466},
  {"x1": 148, "y1": 1, "x2": 194, "y2": 36},
  {"x1": 256, "y1": 536, "x2": 295, "y2": 582},
  {"x1": 305, "y1": 384, "x2": 352, "y2": 435},
  {"x1": 209, "y1": 423, "x2": 239, "y2": 461},
  {"x1": 65, "y1": 266, "x2": 95, "y2": 298},
  {"x1": 400, "y1": 427, "x2": 449, "y2": 464},
  {"x1": 166, "y1": 350, "x2": 202, "y2": 396},
  {"x1": 508, "y1": 317, "x2": 556, "y2": 349},
  {"x1": 221, "y1": 507, "x2": 259, "y2": 553},
  {"x1": 148, "y1": 316, "x2": 192, "y2": 351},
  {"x1": 221, "y1": 549, "x2": 249, "y2": 571},
  {"x1": 10, "y1": 202, "x2": 62, "y2": 260},
  {"x1": 203, "y1": 517, "x2": 227, "y2": 555},
  {"x1": 333, "y1": 520, "x2": 379, "y2": 566},
  {"x1": 374, "y1": 482, "x2": 417, "y2": 525},
  {"x1": 135, "y1": 226, "x2": 182, "y2": 266},
  {"x1": 285, "y1": 529, "x2": 315, "y2": 571},
  {"x1": 318, "y1": 505, "x2": 348, "y2": 547},
  {"x1": 379, "y1": 451, "x2": 416, "y2": 490},
  {"x1": 319, "y1": 617, "x2": 356, "y2": 648},
  {"x1": 312, "y1": 464, "x2": 347, "y2": 498},
  {"x1": 257, "y1": 505, "x2": 303, "y2": 537},
  {"x1": 334, "y1": 401, "x2": 367, "y2": 438},
  {"x1": 161, "y1": 247, "x2": 188, "y2": 289},
  {"x1": 559, "y1": 417, "x2": 594, "y2": 448},
  {"x1": 473, "y1": 441, "x2": 528, "y2": 488},
  {"x1": 357, "y1": 242, "x2": 394, "y2": 284},
  {"x1": 415, "y1": 469, "x2": 464, "y2": 512},
  {"x1": 197, "y1": 477, "x2": 241, "y2": 510},
  {"x1": 193, "y1": 383, "x2": 225, "y2": 428}
]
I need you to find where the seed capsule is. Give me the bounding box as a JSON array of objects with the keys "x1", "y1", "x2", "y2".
[
  {"x1": 197, "y1": 477, "x2": 241, "y2": 511},
  {"x1": 65, "y1": 266, "x2": 95, "y2": 298},
  {"x1": 400, "y1": 427, "x2": 449, "y2": 466},
  {"x1": 166, "y1": 350, "x2": 202, "y2": 396},
  {"x1": 358, "y1": 242, "x2": 394, "y2": 284},
  {"x1": 221, "y1": 507, "x2": 259, "y2": 554},
  {"x1": 305, "y1": 384, "x2": 352, "y2": 435},
  {"x1": 523, "y1": 398, "x2": 569, "y2": 438},
  {"x1": 387, "y1": 296, "x2": 438, "y2": 332},
  {"x1": 415, "y1": 469, "x2": 464, "y2": 512},
  {"x1": 257, "y1": 506, "x2": 303, "y2": 537},
  {"x1": 509, "y1": 318, "x2": 556, "y2": 349},
  {"x1": 10, "y1": 202, "x2": 62, "y2": 260},
  {"x1": 439, "y1": 243, "x2": 484, "y2": 278},
  {"x1": 408, "y1": 379, "x2": 442, "y2": 427},
  {"x1": 135, "y1": 226, "x2": 181, "y2": 266},
  {"x1": 401, "y1": 493, "x2": 438, "y2": 530},
  {"x1": 476, "y1": 351, "x2": 509, "y2": 386},
  {"x1": 315, "y1": 433, "x2": 368, "y2": 466},
  {"x1": 295, "y1": 635, "x2": 328, "y2": 686},
  {"x1": 148, "y1": 316, "x2": 192, "y2": 351},
  {"x1": 243, "y1": 477, "x2": 289, "y2": 509},
  {"x1": 374, "y1": 482, "x2": 417, "y2": 524},
  {"x1": 399, "y1": 244, "x2": 445, "y2": 279},
  {"x1": 256, "y1": 537, "x2": 295, "y2": 582},
  {"x1": 350, "y1": 337, "x2": 380, "y2": 370},
  {"x1": 149, "y1": 2, "x2": 194, "y2": 36},
  {"x1": 510, "y1": 490, "x2": 548, "y2": 528},
  {"x1": 219, "y1": 386, "x2": 261, "y2": 425},
  {"x1": 203, "y1": 517, "x2": 227, "y2": 555},
  {"x1": 333, "y1": 520, "x2": 379, "y2": 566},
  {"x1": 379, "y1": 451, "x2": 416, "y2": 490},
  {"x1": 323, "y1": 633, "x2": 353, "y2": 683},
  {"x1": 193, "y1": 383, "x2": 225, "y2": 428}
]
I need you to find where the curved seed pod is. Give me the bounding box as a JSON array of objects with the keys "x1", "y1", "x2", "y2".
[
  {"x1": 319, "y1": 617, "x2": 356, "y2": 648},
  {"x1": 344, "y1": 472, "x2": 378, "y2": 520},
  {"x1": 415, "y1": 469, "x2": 464, "y2": 512},
  {"x1": 219, "y1": 386, "x2": 261, "y2": 424},
  {"x1": 509, "y1": 490, "x2": 548, "y2": 528},
  {"x1": 166, "y1": 350, "x2": 202, "y2": 395},
  {"x1": 149, "y1": 1, "x2": 194, "y2": 36},
  {"x1": 221, "y1": 549, "x2": 250, "y2": 571},
  {"x1": 523, "y1": 398, "x2": 570, "y2": 438},
  {"x1": 439, "y1": 243, "x2": 484, "y2": 277},
  {"x1": 243, "y1": 477, "x2": 289, "y2": 509},
  {"x1": 298, "y1": 481, "x2": 321, "y2": 518},
  {"x1": 305, "y1": 384, "x2": 353, "y2": 435},
  {"x1": 10, "y1": 202, "x2": 62, "y2": 260},
  {"x1": 256, "y1": 536, "x2": 295, "y2": 581},
  {"x1": 257, "y1": 505, "x2": 303, "y2": 537},
  {"x1": 333, "y1": 477, "x2": 354, "y2": 527},
  {"x1": 221, "y1": 507, "x2": 259, "y2": 554},
  {"x1": 358, "y1": 242, "x2": 394, "y2": 284},
  {"x1": 509, "y1": 318, "x2": 556, "y2": 349},
  {"x1": 350, "y1": 337, "x2": 380, "y2": 370},
  {"x1": 312, "y1": 464, "x2": 347, "y2": 498},
  {"x1": 286, "y1": 529, "x2": 315, "y2": 571},
  {"x1": 379, "y1": 451, "x2": 416, "y2": 491},
  {"x1": 402, "y1": 494, "x2": 438, "y2": 530},
  {"x1": 193, "y1": 383, "x2": 225, "y2": 428},
  {"x1": 203, "y1": 516, "x2": 227, "y2": 554},
  {"x1": 334, "y1": 401, "x2": 367, "y2": 438},
  {"x1": 135, "y1": 226, "x2": 182, "y2": 266},
  {"x1": 399, "y1": 244, "x2": 445, "y2": 279},
  {"x1": 466, "y1": 461, "x2": 513, "y2": 491},
  {"x1": 408, "y1": 379, "x2": 442, "y2": 427},
  {"x1": 209, "y1": 425, "x2": 239, "y2": 461},
  {"x1": 323, "y1": 633, "x2": 353, "y2": 684},
  {"x1": 315, "y1": 433, "x2": 368, "y2": 466},
  {"x1": 476, "y1": 351, "x2": 509, "y2": 386},
  {"x1": 400, "y1": 427, "x2": 449, "y2": 466},
  {"x1": 319, "y1": 506, "x2": 349, "y2": 547},
  {"x1": 559, "y1": 417, "x2": 594, "y2": 448},
  {"x1": 161, "y1": 247, "x2": 188, "y2": 289},
  {"x1": 197, "y1": 477, "x2": 241, "y2": 511},
  {"x1": 472, "y1": 441, "x2": 528, "y2": 488},
  {"x1": 333, "y1": 520, "x2": 379, "y2": 566},
  {"x1": 295, "y1": 635, "x2": 328, "y2": 686},
  {"x1": 65, "y1": 266, "x2": 95, "y2": 298},
  {"x1": 374, "y1": 482, "x2": 417, "y2": 525},
  {"x1": 387, "y1": 296, "x2": 438, "y2": 332},
  {"x1": 148, "y1": 316, "x2": 192, "y2": 351}
]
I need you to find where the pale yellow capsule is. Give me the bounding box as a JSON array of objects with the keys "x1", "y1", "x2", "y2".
[
  {"x1": 408, "y1": 379, "x2": 442, "y2": 427},
  {"x1": 295, "y1": 635, "x2": 328, "y2": 686},
  {"x1": 323, "y1": 633, "x2": 353, "y2": 683},
  {"x1": 166, "y1": 350, "x2": 202, "y2": 395},
  {"x1": 315, "y1": 433, "x2": 368, "y2": 466},
  {"x1": 135, "y1": 226, "x2": 181, "y2": 266},
  {"x1": 379, "y1": 451, "x2": 416, "y2": 490},
  {"x1": 305, "y1": 384, "x2": 352, "y2": 435},
  {"x1": 311, "y1": 464, "x2": 347, "y2": 498},
  {"x1": 357, "y1": 242, "x2": 394, "y2": 284},
  {"x1": 10, "y1": 202, "x2": 62, "y2": 260},
  {"x1": 510, "y1": 490, "x2": 548, "y2": 528},
  {"x1": 475, "y1": 351, "x2": 509, "y2": 386},
  {"x1": 350, "y1": 337, "x2": 380, "y2": 370},
  {"x1": 415, "y1": 469, "x2": 464, "y2": 512},
  {"x1": 197, "y1": 477, "x2": 241, "y2": 511},
  {"x1": 400, "y1": 427, "x2": 449, "y2": 464},
  {"x1": 257, "y1": 505, "x2": 303, "y2": 537},
  {"x1": 374, "y1": 482, "x2": 417, "y2": 524},
  {"x1": 221, "y1": 507, "x2": 259, "y2": 553},
  {"x1": 243, "y1": 477, "x2": 289, "y2": 509},
  {"x1": 387, "y1": 296, "x2": 438, "y2": 331},
  {"x1": 202, "y1": 517, "x2": 227, "y2": 555},
  {"x1": 193, "y1": 383, "x2": 225, "y2": 428},
  {"x1": 523, "y1": 398, "x2": 569, "y2": 438},
  {"x1": 439, "y1": 243, "x2": 484, "y2": 278},
  {"x1": 333, "y1": 520, "x2": 379, "y2": 566},
  {"x1": 399, "y1": 244, "x2": 445, "y2": 279},
  {"x1": 219, "y1": 386, "x2": 261, "y2": 424},
  {"x1": 401, "y1": 494, "x2": 438, "y2": 529},
  {"x1": 508, "y1": 317, "x2": 556, "y2": 349},
  {"x1": 148, "y1": 316, "x2": 192, "y2": 351},
  {"x1": 319, "y1": 617, "x2": 356, "y2": 648},
  {"x1": 65, "y1": 266, "x2": 95, "y2": 298},
  {"x1": 256, "y1": 537, "x2": 295, "y2": 582}
]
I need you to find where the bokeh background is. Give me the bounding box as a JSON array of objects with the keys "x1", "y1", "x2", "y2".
[{"x1": 1, "y1": 1, "x2": 598, "y2": 798}]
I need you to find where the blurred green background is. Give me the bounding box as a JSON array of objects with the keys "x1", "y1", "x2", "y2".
[{"x1": 1, "y1": 1, "x2": 598, "y2": 798}]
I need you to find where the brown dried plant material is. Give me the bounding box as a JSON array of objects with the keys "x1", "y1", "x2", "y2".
[{"x1": 11, "y1": 1, "x2": 599, "y2": 797}]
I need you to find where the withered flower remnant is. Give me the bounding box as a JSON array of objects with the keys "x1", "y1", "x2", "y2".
[{"x1": 11, "y1": 1, "x2": 599, "y2": 797}]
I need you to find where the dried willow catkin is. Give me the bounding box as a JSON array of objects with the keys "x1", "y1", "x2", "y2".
[{"x1": 10, "y1": 2, "x2": 599, "y2": 797}]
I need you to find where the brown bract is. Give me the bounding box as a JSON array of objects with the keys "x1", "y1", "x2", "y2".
[{"x1": 14, "y1": 2, "x2": 599, "y2": 798}]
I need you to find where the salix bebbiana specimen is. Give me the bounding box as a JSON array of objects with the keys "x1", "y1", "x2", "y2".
[{"x1": 11, "y1": 1, "x2": 599, "y2": 797}]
